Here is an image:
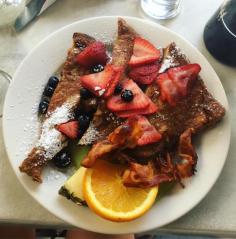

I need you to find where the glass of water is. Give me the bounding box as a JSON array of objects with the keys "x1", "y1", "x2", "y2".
[
  {"x1": 0, "y1": 0, "x2": 26, "y2": 28},
  {"x1": 140, "y1": 0, "x2": 181, "y2": 20}
]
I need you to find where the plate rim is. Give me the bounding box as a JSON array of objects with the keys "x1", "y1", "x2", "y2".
[{"x1": 2, "y1": 16, "x2": 231, "y2": 234}]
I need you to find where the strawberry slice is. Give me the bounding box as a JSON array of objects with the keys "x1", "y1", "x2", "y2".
[
  {"x1": 103, "y1": 66, "x2": 124, "y2": 98},
  {"x1": 157, "y1": 64, "x2": 201, "y2": 106},
  {"x1": 76, "y1": 41, "x2": 108, "y2": 67},
  {"x1": 127, "y1": 116, "x2": 162, "y2": 146},
  {"x1": 129, "y1": 38, "x2": 161, "y2": 67},
  {"x1": 134, "y1": 72, "x2": 158, "y2": 85},
  {"x1": 167, "y1": 64, "x2": 201, "y2": 96},
  {"x1": 129, "y1": 63, "x2": 159, "y2": 76},
  {"x1": 116, "y1": 99, "x2": 157, "y2": 118},
  {"x1": 56, "y1": 121, "x2": 79, "y2": 139},
  {"x1": 156, "y1": 73, "x2": 180, "y2": 106},
  {"x1": 128, "y1": 63, "x2": 160, "y2": 85},
  {"x1": 107, "y1": 79, "x2": 150, "y2": 112},
  {"x1": 80, "y1": 64, "x2": 115, "y2": 97}
]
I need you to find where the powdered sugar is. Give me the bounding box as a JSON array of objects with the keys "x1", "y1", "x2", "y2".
[
  {"x1": 36, "y1": 103, "x2": 73, "y2": 158},
  {"x1": 159, "y1": 55, "x2": 179, "y2": 73},
  {"x1": 172, "y1": 45, "x2": 188, "y2": 61},
  {"x1": 159, "y1": 43, "x2": 187, "y2": 73},
  {"x1": 98, "y1": 89, "x2": 105, "y2": 96},
  {"x1": 94, "y1": 86, "x2": 101, "y2": 91},
  {"x1": 79, "y1": 123, "x2": 100, "y2": 145},
  {"x1": 94, "y1": 86, "x2": 105, "y2": 96},
  {"x1": 38, "y1": 128, "x2": 66, "y2": 159}
]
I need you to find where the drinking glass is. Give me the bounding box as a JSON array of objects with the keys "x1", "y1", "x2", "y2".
[
  {"x1": 140, "y1": 0, "x2": 181, "y2": 20},
  {"x1": 203, "y1": 0, "x2": 236, "y2": 66},
  {"x1": 0, "y1": 0, "x2": 26, "y2": 28},
  {"x1": 0, "y1": 70, "x2": 11, "y2": 117}
]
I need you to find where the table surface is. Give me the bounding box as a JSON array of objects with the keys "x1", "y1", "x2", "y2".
[{"x1": 1, "y1": 0, "x2": 236, "y2": 235}]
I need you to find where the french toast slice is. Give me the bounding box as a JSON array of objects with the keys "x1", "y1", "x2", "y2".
[
  {"x1": 149, "y1": 43, "x2": 225, "y2": 138},
  {"x1": 79, "y1": 18, "x2": 137, "y2": 145},
  {"x1": 19, "y1": 33, "x2": 96, "y2": 182},
  {"x1": 128, "y1": 42, "x2": 225, "y2": 160}
]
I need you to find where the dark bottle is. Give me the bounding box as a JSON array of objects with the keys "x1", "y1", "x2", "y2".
[{"x1": 203, "y1": 0, "x2": 236, "y2": 66}]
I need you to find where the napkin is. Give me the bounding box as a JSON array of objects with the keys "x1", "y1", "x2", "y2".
[
  {"x1": 14, "y1": 0, "x2": 58, "y2": 31},
  {"x1": 39, "y1": 0, "x2": 57, "y2": 15}
]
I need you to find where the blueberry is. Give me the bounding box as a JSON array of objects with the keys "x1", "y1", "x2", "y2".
[
  {"x1": 53, "y1": 149, "x2": 72, "y2": 169},
  {"x1": 77, "y1": 115, "x2": 90, "y2": 129},
  {"x1": 48, "y1": 76, "x2": 59, "y2": 88},
  {"x1": 91, "y1": 64, "x2": 104, "y2": 73},
  {"x1": 38, "y1": 99, "x2": 49, "y2": 115},
  {"x1": 80, "y1": 88, "x2": 93, "y2": 99},
  {"x1": 121, "y1": 89, "x2": 134, "y2": 102},
  {"x1": 82, "y1": 98, "x2": 98, "y2": 115},
  {"x1": 43, "y1": 85, "x2": 55, "y2": 97},
  {"x1": 78, "y1": 128, "x2": 85, "y2": 138},
  {"x1": 74, "y1": 108, "x2": 84, "y2": 119},
  {"x1": 139, "y1": 84, "x2": 147, "y2": 92},
  {"x1": 114, "y1": 84, "x2": 123, "y2": 95},
  {"x1": 75, "y1": 42, "x2": 86, "y2": 50}
]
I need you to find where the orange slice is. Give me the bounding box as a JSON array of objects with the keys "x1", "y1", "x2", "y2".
[{"x1": 83, "y1": 159, "x2": 158, "y2": 222}]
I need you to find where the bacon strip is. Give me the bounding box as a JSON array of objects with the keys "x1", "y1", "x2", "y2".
[
  {"x1": 122, "y1": 153, "x2": 177, "y2": 188},
  {"x1": 123, "y1": 161, "x2": 174, "y2": 188},
  {"x1": 122, "y1": 128, "x2": 197, "y2": 188},
  {"x1": 19, "y1": 33, "x2": 95, "y2": 183},
  {"x1": 176, "y1": 128, "x2": 197, "y2": 178},
  {"x1": 81, "y1": 117, "x2": 143, "y2": 168}
]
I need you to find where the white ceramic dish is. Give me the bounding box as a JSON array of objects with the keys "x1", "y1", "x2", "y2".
[{"x1": 3, "y1": 16, "x2": 230, "y2": 234}]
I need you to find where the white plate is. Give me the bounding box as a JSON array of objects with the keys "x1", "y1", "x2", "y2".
[{"x1": 3, "y1": 16, "x2": 230, "y2": 234}]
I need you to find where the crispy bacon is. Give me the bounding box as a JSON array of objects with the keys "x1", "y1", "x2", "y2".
[
  {"x1": 81, "y1": 117, "x2": 143, "y2": 168},
  {"x1": 122, "y1": 153, "x2": 178, "y2": 188},
  {"x1": 156, "y1": 153, "x2": 177, "y2": 178},
  {"x1": 176, "y1": 128, "x2": 197, "y2": 177},
  {"x1": 108, "y1": 117, "x2": 142, "y2": 147},
  {"x1": 122, "y1": 128, "x2": 197, "y2": 188},
  {"x1": 123, "y1": 161, "x2": 174, "y2": 188},
  {"x1": 83, "y1": 112, "x2": 197, "y2": 188},
  {"x1": 115, "y1": 152, "x2": 135, "y2": 164},
  {"x1": 81, "y1": 140, "x2": 117, "y2": 168}
]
